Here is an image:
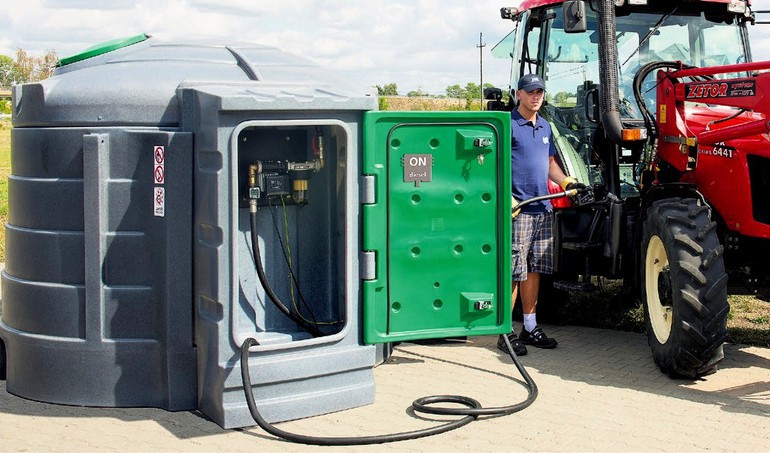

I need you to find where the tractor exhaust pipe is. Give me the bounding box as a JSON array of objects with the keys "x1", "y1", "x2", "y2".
[{"x1": 597, "y1": 0, "x2": 623, "y2": 143}]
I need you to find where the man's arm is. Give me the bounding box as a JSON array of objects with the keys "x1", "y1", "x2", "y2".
[
  {"x1": 550, "y1": 156, "x2": 588, "y2": 191},
  {"x1": 548, "y1": 156, "x2": 570, "y2": 187}
]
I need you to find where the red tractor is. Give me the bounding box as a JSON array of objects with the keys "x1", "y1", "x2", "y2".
[{"x1": 490, "y1": 0, "x2": 769, "y2": 377}]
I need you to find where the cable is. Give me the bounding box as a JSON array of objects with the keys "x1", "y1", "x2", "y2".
[
  {"x1": 240, "y1": 334, "x2": 538, "y2": 446},
  {"x1": 262, "y1": 196, "x2": 342, "y2": 326},
  {"x1": 276, "y1": 197, "x2": 297, "y2": 311},
  {"x1": 266, "y1": 197, "x2": 319, "y2": 326},
  {"x1": 249, "y1": 201, "x2": 324, "y2": 337}
]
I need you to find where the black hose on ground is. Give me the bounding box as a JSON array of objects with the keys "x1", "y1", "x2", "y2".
[{"x1": 239, "y1": 334, "x2": 538, "y2": 446}]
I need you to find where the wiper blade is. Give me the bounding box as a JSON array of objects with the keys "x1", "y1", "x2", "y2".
[{"x1": 621, "y1": 7, "x2": 678, "y2": 68}]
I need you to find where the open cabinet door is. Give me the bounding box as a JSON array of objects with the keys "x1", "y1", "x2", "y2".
[{"x1": 362, "y1": 111, "x2": 512, "y2": 343}]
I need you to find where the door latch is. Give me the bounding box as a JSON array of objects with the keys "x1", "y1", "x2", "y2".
[{"x1": 473, "y1": 138, "x2": 492, "y2": 147}]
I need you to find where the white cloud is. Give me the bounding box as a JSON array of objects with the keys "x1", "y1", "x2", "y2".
[
  {"x1": 1, "y1": 0, "x2": 515, "y2": 94},
  {"x1": 5, "y1": 1, "x2": 770, "y2": 95}
]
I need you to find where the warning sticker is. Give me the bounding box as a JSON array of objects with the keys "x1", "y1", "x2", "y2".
[
  {"x1": 154, "y1": 187, "x2": 165, "y2": 217},
  {"x1": 154, "y1": 146, "x2": 165, "y2": 184}
]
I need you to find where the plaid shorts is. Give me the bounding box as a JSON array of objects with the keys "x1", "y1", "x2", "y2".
[{"x1": 512, "y1": 211, "x2": 554, "y2": 281}]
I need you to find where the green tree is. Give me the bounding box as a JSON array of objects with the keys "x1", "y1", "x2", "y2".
[
  {"x1": 464, "y1": 82, "x2": 481, "y2": 101},
  {"x1": 0, "y1": 55, "x2": 18, "y2": 89},
  {"x1": 464, "y1": 83, "x2": 497, "y2": 100},
  {"x1": 445, "y1": 84, "x2": 465, "y2": 98},
  {"x1": 406, "y1": 88, "x2": 428, "y2": 97},
  {"x1": 553, "y1": 91, "x2": 572, "y2": 105},
  {"x1": 376, "y1": 83, "x2": 398, "y2": 96},
  {"x1": 446, "y1": 82, "x2": 496, "y2": 101}
]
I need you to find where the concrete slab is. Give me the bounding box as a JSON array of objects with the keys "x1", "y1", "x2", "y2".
[{"x1": 0, "y1": 324, "x2": 768, "y2": 451}]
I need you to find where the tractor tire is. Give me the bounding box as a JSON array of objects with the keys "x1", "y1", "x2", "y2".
[{"x1": 641, "y1": 197, "x2": 729, "y2": 378}]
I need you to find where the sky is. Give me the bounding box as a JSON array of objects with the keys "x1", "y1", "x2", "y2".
[{"x1": 3, "y1": 0, "x2": 770, "y2": 95}]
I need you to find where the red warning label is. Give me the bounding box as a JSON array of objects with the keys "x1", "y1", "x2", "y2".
[
  {"x1": 154, "y1": 146, "x2": 165, "y2": 184},
  {"x1": 154, "y1": 166, "x2": 165, "y2": 184}
]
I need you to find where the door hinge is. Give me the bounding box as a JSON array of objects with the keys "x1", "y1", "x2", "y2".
[
  {"x1": 360, "y1": 251, "x2": 376, "y2": 280},
  {"x1": 360, "y1": 175, "x2": 375, "y2": 205}
]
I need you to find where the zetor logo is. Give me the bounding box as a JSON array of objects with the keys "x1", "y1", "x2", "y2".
[{"x1": 686, "y1": 82, "x2": 728, "y2": 99}]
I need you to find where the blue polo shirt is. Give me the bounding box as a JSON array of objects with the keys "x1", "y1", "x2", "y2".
[{"x1": 511, "y1": 109, "x2": 557, "y2": 213}]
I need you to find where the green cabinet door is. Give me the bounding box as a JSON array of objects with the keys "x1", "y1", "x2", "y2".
[{"x1": 362, "y1": 111, "x2": 512, "y2": 343}]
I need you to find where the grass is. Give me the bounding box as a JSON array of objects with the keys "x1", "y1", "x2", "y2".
[
  {"x1": 549, "y1": 279, "x2": 770, "y2": 348},
  {"x1": 725, "y1": 294, "x2": 770, "y2": 346},
  {"x1": 0, "y1": 117, "x2": 767, "y2": 347}
]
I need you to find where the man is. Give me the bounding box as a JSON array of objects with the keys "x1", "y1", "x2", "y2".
[{"x1": 498, "y1": 74, "x2": 584, "y2": 356}]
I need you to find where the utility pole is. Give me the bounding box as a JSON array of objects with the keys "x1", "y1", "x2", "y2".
[{"x1": 477, "y1": 32, "x2": 486, "y2": 110}]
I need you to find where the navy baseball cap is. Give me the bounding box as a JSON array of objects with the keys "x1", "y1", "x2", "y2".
[{"x1": 518, "y1": 74, "x2": 545, "y2": 92}]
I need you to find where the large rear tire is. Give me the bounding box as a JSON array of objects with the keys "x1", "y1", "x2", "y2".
[{"x1": 641, "y1": 198, "x2": 729, "y2": 378}]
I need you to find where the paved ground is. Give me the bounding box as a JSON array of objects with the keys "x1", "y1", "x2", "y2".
[{"x1": 1, "y1": 324, "x2": 769, "y2": 452}]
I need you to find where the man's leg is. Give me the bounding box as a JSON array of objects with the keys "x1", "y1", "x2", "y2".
[
  {"x1": 519, "y1": 272, "x2": 539, "y2": 315},
  {"x1": 519, "y1": 272, "x2": 539, "y2": 333},
  {"x1": 511, "y1": 281, "x2": 519, "y2": 310},
  {"x1": 499, "y1": 280, "x2": 528, "y2": 356},
  {"x1": 518, "y1": 273, "x2": 557, "y2": 348}
]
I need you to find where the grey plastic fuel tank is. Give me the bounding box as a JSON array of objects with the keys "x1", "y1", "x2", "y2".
[{"x1": 1, "y1": 34, "x2": 379, "y2": 428}]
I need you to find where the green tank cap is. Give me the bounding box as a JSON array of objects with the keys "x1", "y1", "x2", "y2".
[{"x1": 57, "y1": 33, "x2": 150, "y2": 67}]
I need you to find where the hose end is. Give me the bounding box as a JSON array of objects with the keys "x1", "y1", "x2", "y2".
[{"x1": 243, "y1": 337, "x2": 259, "y2": 350}]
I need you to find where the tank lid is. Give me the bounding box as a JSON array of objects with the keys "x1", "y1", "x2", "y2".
[{"x1": 57, "y1": 33, "x2": 151, "y2": 67}]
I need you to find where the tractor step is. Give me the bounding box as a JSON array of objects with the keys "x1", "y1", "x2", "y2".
[{"x1": 553, "y1": 280, "x2": 597, "y2": 292}]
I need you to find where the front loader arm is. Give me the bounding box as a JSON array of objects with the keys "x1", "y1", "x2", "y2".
[{"x1": 655, "y1": 60, "x2": 770, "y2": 172}]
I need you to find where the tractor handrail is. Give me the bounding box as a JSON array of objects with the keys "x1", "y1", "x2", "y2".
[{"x1": 670, "y1": 60, "x2": 770, "y2": 78}]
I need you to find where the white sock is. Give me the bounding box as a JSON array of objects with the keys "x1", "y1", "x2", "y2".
[{"x1": 523, "y1": 314, "x2": 537, "y2": 332}]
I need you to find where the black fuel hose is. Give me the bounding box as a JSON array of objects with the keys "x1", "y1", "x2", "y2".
[
  {"x1": 514, "y1": 187, "x2": 585, "y2": 216},
  {"x1": 240, "y1": 334, "x2": 538, "y2": 446},
  {"x1": 249, "y1": 204, "x2": 324, "y2": 337}
]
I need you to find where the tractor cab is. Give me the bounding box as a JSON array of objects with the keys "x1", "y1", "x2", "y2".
[{"x1": 492, "y1": 0, "x2": 753, "y2": 199}]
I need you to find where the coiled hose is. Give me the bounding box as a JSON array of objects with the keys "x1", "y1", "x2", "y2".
[{"x1": 240, "y1": 334, "x2": 538, "y2": 446}]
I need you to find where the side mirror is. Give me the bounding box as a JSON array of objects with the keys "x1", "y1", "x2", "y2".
[
  {"x1": 483, "y1": 87, "x2": 502, "y2": 101},
  {"x1": 484, "y1": 87, "x2": 510, "y2": 111},
  {"x1": 563, "y1": 0, "x2": 587, "y2": 33},
  {"x1": 584, "y1": 88, "x2": 600, "y2": 124}
]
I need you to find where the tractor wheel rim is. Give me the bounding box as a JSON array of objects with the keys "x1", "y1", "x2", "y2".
[{"x1": 646, "y1": 235, "x2": 673, "y2": 343}]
